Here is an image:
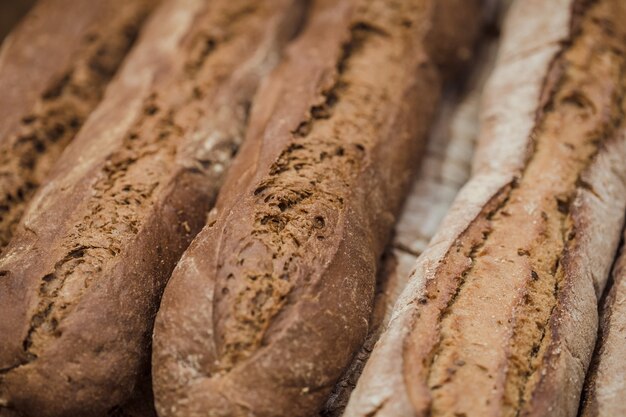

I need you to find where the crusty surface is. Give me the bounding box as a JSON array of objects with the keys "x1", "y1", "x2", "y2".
[
  {"x1": 579, "y1": 234, "x2": 626, "y2": 417},
  {"x1": 0, "y1": 1, "x2": 305, "y2": 416},
  {"x1": 152, "y1": 0, "x2": 483, "y2": 416},
  {"x1": 344, "y1": 0, "x2": 626, "y2": 416},
  {"x1": 0, "y1": 0, "x2": 157, "y2": 251},
  {"x1": 321, "y1": 14, "x2": 504, "y2": 415}
]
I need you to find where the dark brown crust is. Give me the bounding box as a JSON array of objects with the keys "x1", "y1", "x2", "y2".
[
  {"x1": 151, "y1": 0, "x2": 483, "y2": 416},
  {"x1": 0, "y1": 1, "x2": 305, "y2": 416},
  {"x1": 0, "y1": 0, "x2": 157, "y2": 251}
]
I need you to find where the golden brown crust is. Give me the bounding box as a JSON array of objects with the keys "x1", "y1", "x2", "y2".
[
  {"x1": 345, "y1": 0, "x2": 626, "y2": 416},
  {"x1": 152, "y1": 0, "x2": 484, "y2": 416},
  {"x1": 0, "y1": 1, "x2": 305, "y2": 416},
  {"x1": 0, "y1": 0, "x2": 157, "y2": 251}
]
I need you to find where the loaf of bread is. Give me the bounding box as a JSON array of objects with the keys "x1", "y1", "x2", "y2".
[
  {"x1": 579, "y1": 232, "x2": 626, "y2": 417},
  {"x1": 0, "y1": 0, "x2": 158, "y2": 251},
  {"x1": 344, "y1": 0, "x2": 626, "y2": 416},
  {"x1": 0, "y1": 1, "x2": 305, "y2": 416},
  {"x1": 321, "y1": 8, "x2": 505, "y2": 415},
  {"x1": 151, "y1": 0, "x2": 484, "y2": 415}
]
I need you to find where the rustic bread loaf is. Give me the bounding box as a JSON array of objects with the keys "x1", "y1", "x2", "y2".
[
  {"x1": 0, "y1": 0, "x2": 158, "y2": 251},
  {"x1": 321, "y1": 9, "x2": 505, "y2": 415},
  {"x1": 0, "y1": 1, "x2": 305, "y2": 416},
  {"x1": 579, "y1": 233, "x2": 626, "y2": 417},
  {"x1": 151, "y1": 0, "x2": 484, "y2": 416},
  {"x1": 344, "y1": 0, "x2": 626, "y2": 416}
]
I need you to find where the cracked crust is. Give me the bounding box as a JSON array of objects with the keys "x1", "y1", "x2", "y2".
[
  {"x1": 0, "y1": 0, "x2": 158, "y2": 252},
  {"x1": 0, "y1": 1, "x2": 306, "y2": 416},
  {"x1": 151, "y1": 0, "x2": 483, "y2": 416},
  {"x1": 579, "y1": 231, "x2": 626, "y2": 417},
  {"x1": 344, "y1": 0, "x2": 626, "y2": 416}
]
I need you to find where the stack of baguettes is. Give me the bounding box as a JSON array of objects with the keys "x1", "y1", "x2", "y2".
[{"x1": 0, "y1": 0, "x2": 625, "y2": 416}]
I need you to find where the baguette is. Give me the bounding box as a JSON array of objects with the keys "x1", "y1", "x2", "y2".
[
  {"x1": 151, "y1": 0, "x2": 484, "y2": 415},
  {"x1": 579, "y1": 233, "x2": 626, "y2": 417},
  {"x1": 321, "y1": 10, "x2": 505, "y2": 415},
  {"x1": 0, "y1": 1, "x2": 306, "y2": 416},
  {"x1": 344, "y1": 0, "x2": 626, "y2": 416},
  {"x1": 0, "y1": 0, "x2": 157, "y2": 251}
]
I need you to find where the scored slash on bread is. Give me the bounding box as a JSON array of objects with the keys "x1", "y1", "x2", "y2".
[
  {"x1": 151, "y1": 0, "x2": 484, "y2": 415},
  {"x1": 344, "y1": 0, "x2": 626, "y2": 416},
  {"x1": 0, "y1": 0, "x2": 307, "y2": 416},
  {"x1": 0, "y1": 0, "x2": 158, "y2": 252}
]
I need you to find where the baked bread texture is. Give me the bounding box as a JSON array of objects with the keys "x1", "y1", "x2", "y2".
[
  {"x1": 151, "y1": 0, "x2": 484, "y2": 416},
  {"x1": 343, "y1": 0, "x2": 626, "y2": 416},
  {"x1": 321, "y1": 6, "x2": 506, "y2": 414},
  {"x1": 579, "y1": 232, "x2": 626, "y2": 417},
  {"x1": 0, "y1": 0, "x2": 305, "y2": 416},
  {"x1": 0, "y1": 0, "x2": 157, "y2": 251}
]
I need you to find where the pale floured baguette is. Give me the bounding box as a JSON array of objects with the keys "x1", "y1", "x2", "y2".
[{"x1": 344, "y1": 0, "x2": 626, "y2": 416}]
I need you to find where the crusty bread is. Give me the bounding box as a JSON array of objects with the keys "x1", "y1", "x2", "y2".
[
  {"x1": 151, "y1": 0, "x2": 484, "y2": 416},
  {"x1": 321, "y1": 9, "x2": 505, "y2": 415},
  {"x1": 0, "y1": 1, "x2": 305, "y2": 416},
  {"x1": 579, "y1": 233, "x2": 626, "y2": 417},
  {"x1": 344, "y1": 0, "x2": 626, "y2": 416},
  {"x1": 0, "y1": 0, "x2": 157, "y2": 251}
]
